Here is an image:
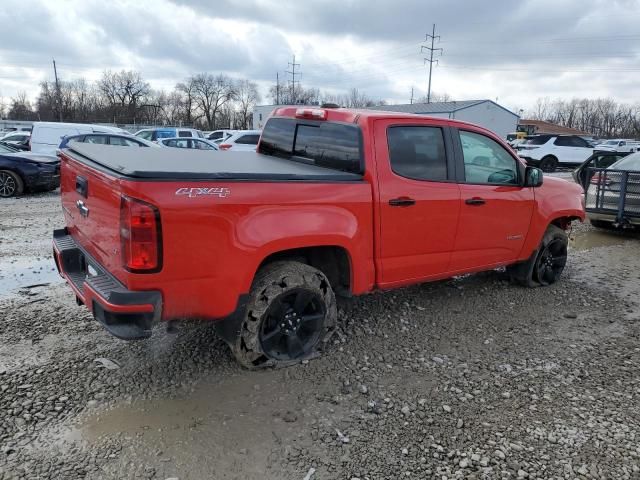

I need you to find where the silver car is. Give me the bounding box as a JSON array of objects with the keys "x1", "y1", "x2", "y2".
[
  {"x1": 158, "y1": 137, "x2": 219, "y2": 151},
  {"x1": 585, "y1": 152, "x2": 640, "y2": 228}
]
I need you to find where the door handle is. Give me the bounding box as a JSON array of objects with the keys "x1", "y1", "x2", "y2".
[
  {"x1": 465, "y1": 197, "x2": 486, "y2": 206},
  {"x1": 389, "y1": 197, "x2": 416, "y2": 207},
  {"x1": 76, "y1": 200, "x2": 89, "y2": 218}
]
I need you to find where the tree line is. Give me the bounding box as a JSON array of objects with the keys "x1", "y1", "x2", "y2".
[
  {"x1": 526, "y1": 97, "x2": 640, "y2": 138},
  {"x1": 2, "y1": 70, "x2": 387, "y2": 129},
  {"x1": 3, "y1": 70, "x2": 260, "y2": 130}
]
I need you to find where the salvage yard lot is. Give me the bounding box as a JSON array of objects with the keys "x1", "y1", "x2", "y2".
[{"x1": 1, "y1": 191, "x2": 640, "y2": 479}]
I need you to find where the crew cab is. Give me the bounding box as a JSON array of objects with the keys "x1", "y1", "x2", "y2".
[{"x1": 53, "y1": 107, "x2": 585, "y2": 368}]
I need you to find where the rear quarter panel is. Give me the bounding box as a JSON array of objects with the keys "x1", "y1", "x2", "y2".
[{"x1": 120, "y1": 180, "x2": 375, "y2": 320}]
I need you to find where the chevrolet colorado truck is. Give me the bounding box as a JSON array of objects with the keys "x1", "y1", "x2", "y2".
[{"x1": 53, "y1": 107, "x2": 585, "y2": 368}]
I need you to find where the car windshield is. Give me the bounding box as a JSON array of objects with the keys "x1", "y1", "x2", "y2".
[
  {"x1": 604, "y1": 140, "x2": 619, "y2": 145},
  {"x1": 610, "y1": 152, "x2": 640, "y2": 170},
  {"x1": 0, "y1": 143, "x2": 18, "y2": 152}
]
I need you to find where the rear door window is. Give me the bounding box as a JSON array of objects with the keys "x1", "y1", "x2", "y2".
[
  {"x1": 84, "y1": 135, "x2": 108, "y2": 144},
  {"x1": 259, "y1": 117, "x2": 362, "y2": 174},
  {"x1": 387, "y1": 126, "x2": 448, "y2": 181},
  {"x1": 110, "y1": 136, "x2": 143, "y2": 147}
]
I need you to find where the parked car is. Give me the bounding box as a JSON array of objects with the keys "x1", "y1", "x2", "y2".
[
  {"x1": 158, "y1": 137, "x2": 219, "y2": 150},
  {"x1": 0, "y1": 143, "x2": 59, "y2": 197},
  {"x1": 0, "y1": 132, "x2": 31, "y2": 151},
  {"x1": 219, "y1": 130, "x2": 261, "y2": 151},
  {"x1": 134, "y1": 128, "x2": 203, "y2": 142},
  {"x1": 207, "y1": 129, "x2": 237, "y2": 142},
  {"x1": 593, "y1": 139, "x2": 639, "y2": 153},
  {"x1": 30, "y1": 122, "x2": 128, "y2": 156},
  {"x1": 517, "y1": 134, "x2": 594, "y2": 172},
  {"x1": 53, "y1": 106, "x2": 584, "y2": 368},
  {"x1": 585, "y1": 152, "x2": 640, "y2": 229},
  {"x1": 572, "y1": 150, "x2": 631, "y2": 189},
  {"x1": 59, "y1": 133, "x2": 158, "y2": 149}
]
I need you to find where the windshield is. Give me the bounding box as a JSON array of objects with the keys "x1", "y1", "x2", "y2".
[
  {"x1": 0, "y1": 143, "x2": 18, "y2": 153},
  {"x1": 610, "y1": 152, "x2": 640, "y2": 170},
  {"x1": 603, "y1": 140, "x2": 619, "y2": 145}
]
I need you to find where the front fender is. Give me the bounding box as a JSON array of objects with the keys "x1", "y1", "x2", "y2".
[{"x1": 520, "y1": 177, "x2": 585, "y2": 257}]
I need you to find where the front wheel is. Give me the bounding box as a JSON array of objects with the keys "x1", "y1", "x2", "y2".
[
  {"x1": 232, "y1": 261, "x2": 337, "y2": 369},
  {"x1": 507, "y1": 225, "x2": 568, "y2": 287},
  {"x1": 0, "y1": 170, "x2": 24, "y2": 198}
]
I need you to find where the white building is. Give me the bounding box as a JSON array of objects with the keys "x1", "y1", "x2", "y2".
[
  {"x1": 253, "y1": 100, "x2": 518, "y2": 139},
  {"x1": 368, "y1": 100, "x2": 519, "y2": 139},
  {"x1": 252, "y1": 105, "x2": 296, "y2": 129}
]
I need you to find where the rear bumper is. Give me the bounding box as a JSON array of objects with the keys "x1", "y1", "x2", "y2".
[{"x1": 52, "y1": 228, "x2": 162, "y2": 340}]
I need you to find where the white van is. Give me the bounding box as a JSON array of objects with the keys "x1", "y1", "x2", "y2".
[{"x1": 30, "y1": 122, "x2": 128, "y2": 155}]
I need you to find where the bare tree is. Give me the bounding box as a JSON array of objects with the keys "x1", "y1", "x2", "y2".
[
  {"x1": 191, "y1": 73, "x2": 236, "y2": 129},
  {"x1": 8, "y1": 92, "x2": 35, "y2": 120},
  {"x1": 98, "y1": 70, "x2": 150, "y2": 123},
  {"x1": 235, "y1": 79, "x2": 260, "y2": 129}
]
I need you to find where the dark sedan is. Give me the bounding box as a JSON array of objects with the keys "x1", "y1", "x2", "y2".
[{"x1": 0, "y1": 143, "x2": 60, "y2": 197}]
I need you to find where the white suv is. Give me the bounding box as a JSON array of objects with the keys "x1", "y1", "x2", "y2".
[
  {"x1": 219, "y1": 130, "x2": 261, "y2": 151},
  {"x1": 517, "y1": 135, "x2": 593, "y2": 172}
]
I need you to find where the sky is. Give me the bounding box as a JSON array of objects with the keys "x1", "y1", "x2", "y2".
[{"x1": 1, "y1": 0, "x2": 640, "y2": 113}]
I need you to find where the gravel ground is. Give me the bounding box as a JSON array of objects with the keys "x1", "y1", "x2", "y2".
[{"x1": 1, "y1": 190, "x2": 640, "y2": 479}]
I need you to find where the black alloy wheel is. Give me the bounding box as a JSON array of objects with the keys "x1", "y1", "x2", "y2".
[
  {"x1": 259, "y1": 288, "x2": 326, "y2": 361},
  {"x1": 534, "y1": 238, "x2": 567, "y2": 286}
]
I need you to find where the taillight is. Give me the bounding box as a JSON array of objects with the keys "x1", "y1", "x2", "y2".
[
  {"x1": 295, "y1": 108, "x2": 327, "y2": 120},
  {"x1": 590, "y1": 172, "x2": 611, "y2": 186},
  {"x1": 219, "y1": 144, "x2": 232, "y2": 150},
  {"x1": 120, "y1": 196, "x2": 162, "y2": 272}
]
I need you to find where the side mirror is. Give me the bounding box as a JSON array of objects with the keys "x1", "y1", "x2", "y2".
[{"x1": 524, "y1": 166, "x2": 543, "y2": 187}]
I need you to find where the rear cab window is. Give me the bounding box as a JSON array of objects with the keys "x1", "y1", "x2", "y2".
[{"x1": 258, "y1": 117, "x2": 363, "y2": 174}]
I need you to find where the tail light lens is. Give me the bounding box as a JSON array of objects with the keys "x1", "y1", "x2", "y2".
[
  {"x1": 590, "y1": 172, "x2": 611, "y2": 186},
  {"x1": 219, "y1": 144, "x2": 232, "y2": 150},
  {"x1": 120, "y1": 196, "x2": 162, "y2": 272}
]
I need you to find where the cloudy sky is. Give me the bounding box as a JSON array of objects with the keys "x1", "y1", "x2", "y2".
[{"x1": 1, "y1": 0, "x2": 639, "y2": 112}]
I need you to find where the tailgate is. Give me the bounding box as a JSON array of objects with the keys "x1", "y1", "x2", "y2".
[{"x1": 60, "y1": 151, "x2": 126, "y2": 283}]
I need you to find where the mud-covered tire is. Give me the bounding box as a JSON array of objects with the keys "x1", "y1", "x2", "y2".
[
  {"x1": 232, "y1": 261, "x2": 337, "y2": 369},
  {"x1": 0, "y1": 170, "x2": 24, "y2": 198},
  {"x1": 539, "y1": 156, "x2": 558, "y2": 173},
  {"x1": 507, "y1": 224, "x2": 568, "y2": 287}
]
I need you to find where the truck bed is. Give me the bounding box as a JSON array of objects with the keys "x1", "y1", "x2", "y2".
[{"x1": 65, "y1": 143, "x2": 363, "y2": 181}]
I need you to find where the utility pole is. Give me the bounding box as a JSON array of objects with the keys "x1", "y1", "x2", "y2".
[
  {"x1": 286, "y1": 55, "x2": 301, "y2": 104},
  {"x1": 410, "y1": 87, "x2": 414, "y2": 105},
  {"x1": 276, "y1": 72, "x2": 280, "y2": 105},
  {"x1": 421, "y1": 24, "x2": 443, "y2": 104},
  {"x1": 52, "y1": 59, "x2": 63, "y2": 121}
]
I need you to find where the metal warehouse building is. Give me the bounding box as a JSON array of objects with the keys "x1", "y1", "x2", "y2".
[
  {"x1": 367, "y1": 100, "x2": 519, "y2": 139},
  {"x1": 253, "y1": 99, "x2": 518, "y2": 139}
]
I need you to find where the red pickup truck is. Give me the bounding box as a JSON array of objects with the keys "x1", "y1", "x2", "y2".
[{"x1": 53, "y1": 107, "x2": 584, "y2": 368}]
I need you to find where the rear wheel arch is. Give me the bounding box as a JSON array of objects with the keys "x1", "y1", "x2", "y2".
[{"x1": 254, "y1": 245, "x2": 352, "y2": 297}]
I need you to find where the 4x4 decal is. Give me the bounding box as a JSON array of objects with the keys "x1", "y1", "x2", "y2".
[{"x1": 175, "y1": 187, "x2": 231, "y2": 198}]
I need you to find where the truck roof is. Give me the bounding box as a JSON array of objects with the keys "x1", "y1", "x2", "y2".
[{"x1": 65, "y1": 143, "x2": 363, "y2": 181}]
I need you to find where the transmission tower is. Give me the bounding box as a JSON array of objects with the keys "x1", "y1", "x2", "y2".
[
  {"x1": 286, "y1": 55, "x2": 301, "y2": 104},
  {"x1": 421, "y1": 24, "x2": 443, "y2": 103}
]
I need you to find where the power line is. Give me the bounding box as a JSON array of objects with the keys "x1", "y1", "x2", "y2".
[
  {"x1": 286, "y1": 54, "x2": 301, "y2": 104},
  {"x1": 421, "y1": 24, "x2": 443, "y2": 103},
  {"x1": 52, "y1": 59, "x2": 62, "y2": 122}
]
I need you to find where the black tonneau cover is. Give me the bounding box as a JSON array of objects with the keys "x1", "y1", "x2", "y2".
[{"x1": 65, "y1": 144, "x2": 362, "y2": 181}]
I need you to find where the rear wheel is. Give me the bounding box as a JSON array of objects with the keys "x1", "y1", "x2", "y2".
[
  {"x1": 539, "y1": 156, "x2": 558, "y2": 173},
  {"x1": 232, "y1": 261, "x2": 337, "y2": 369},
  {"x1": 507, "y1": 225, "x2": 568, "y2": 287},
  {"x1": 0, "y1": 170, "x2": 24, "y2": 198}
]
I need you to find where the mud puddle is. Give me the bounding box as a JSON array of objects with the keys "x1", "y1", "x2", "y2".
[
  {"x1": 570, "y1": 228, "x2": 637, "y2": 250},
  {"x1": 53, "y1": 370, "x2": 343, "y2": 479},
  {"x1": 0, "y1": 256, "x2": 62, "y2": 297}
]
